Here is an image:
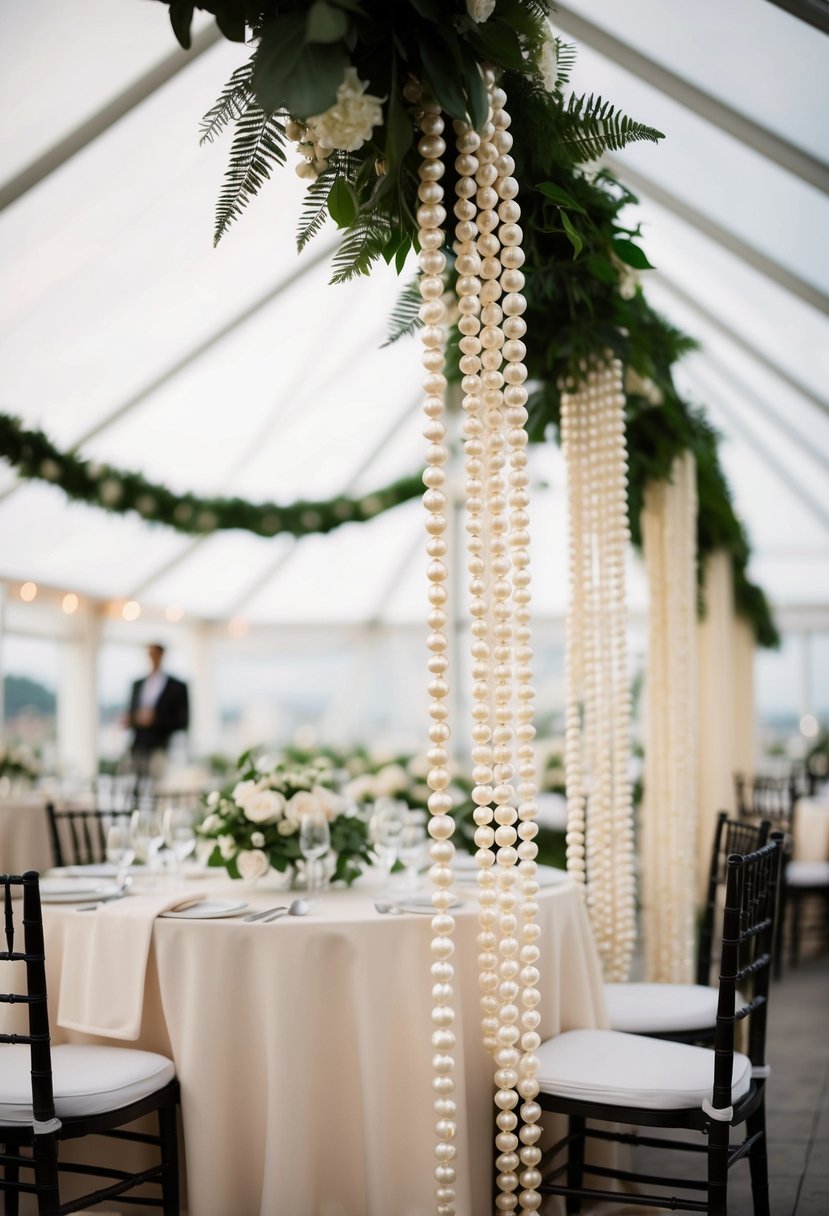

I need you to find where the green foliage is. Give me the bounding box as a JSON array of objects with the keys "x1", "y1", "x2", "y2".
[
  {"x1": 553, "y1": 93, "x2": 664, "y2": 165},
  {"x1": 384, "y1": 276, "x2": 422, "y2": 346},
  {"x1": 213, "y1": 106, "x2": 288, "y2": 244},
  {"x1": 199, "y1": 62, "x2": 253, "y2": 145}
]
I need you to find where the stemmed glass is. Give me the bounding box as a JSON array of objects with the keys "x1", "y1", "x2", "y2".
[
  {"x1": 130, "y1": 807, "x2": 165, "y2": 885},
  {"x1": 399, "y1": 813, "x2": 428, "y2": 892},
  {"x1": 105, "y1": 822, "x2": 135, "y2": 890},
  {"x1": 162, "y1": 805, "x2": 196, "y2": 882},
  {"x1": 299, "y1": 813, "x2": 330, "y2": 893},
  {"x1": 369, "y1": 798, "x2": 407, "y2": 885}
]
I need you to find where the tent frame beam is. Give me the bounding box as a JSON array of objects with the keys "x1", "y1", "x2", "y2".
[
  {"x1": 765, "y1": 0, "x2": 829, "y2": 35},
  {"x1": 555, "y1": 4, "x2": 829, "y2": 195},
  {"x1": 605, "y1": 157, "x2": 829, "y2": 317},
  {"x1": 0, "y1": 24, "x2": 223, "y2": 213}
]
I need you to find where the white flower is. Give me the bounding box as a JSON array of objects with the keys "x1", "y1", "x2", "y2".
[
  {"x1": 256, "y1": 754, "x2": 279, "y2": 774},
  {"x1": 218, "y1": 835, "x2": 237, "y2": 860},
  {"x1": 308, "y1": 67, "x2": 384, "y2": 153},
  {"x1": 374, "y1": 763, "x2": 409, "y2": 797},
  {"x1": 207, "y1": 790, "x2": 220, "y2": 807},
  {"x1": 624, "y1": 367, "x2": 663, "y2": 407},
  {"x1": 232, "y1": 780, "x2": 257, "y2": 808},
  {"x1": 236, "y1": 849, "x2": 270, "y2": 881},
  {"x1": 250, "y1": 830, "x2": 266, "y2": 848},
  {"x1": 343, "y1": 774, "x2": 378, "y2": 803},
  {"x1": 406, "y1": 753, "x2": 431, "y2": 780},
  {"x1": 314, "y1": 785, "x2": 346, "y2": 821},
  {"x1": 466, "y1": 0, "x2": 496, "y2": 22},
  {"x1": 277, "y1": 819, "x2": 298, "y2": 836},
  {"x1": 243, "y1": 789, "x2": 286, "y2": 824},
  {"x1": 200, "y1": 813, "x2": 221, "y2": 833},
  {"x1": 539, "y1": 32, "x2": 559, "y2": 93},
  {"x1": 285, "y1": 790, "x2": 325, "y2": 823}
]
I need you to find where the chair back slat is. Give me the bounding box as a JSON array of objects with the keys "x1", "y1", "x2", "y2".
[
  {"x1": 711, "y1": 834, "x2": 782, "y2": 1113},
  {"x1": 696, "y1": 812, "x2": 770, "y2": 987}
]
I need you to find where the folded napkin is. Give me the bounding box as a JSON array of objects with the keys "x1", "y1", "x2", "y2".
[{"x1": 57, "y1": 890, "x2": 205, "y2": 1040}]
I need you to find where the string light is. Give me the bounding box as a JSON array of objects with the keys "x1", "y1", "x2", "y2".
[
  {"x1": 19, "y1": 582, "x2": 37, "y2": 602},
  {"x1": 122, "y1": 600, "x2": 141, "y2": 622},
  {"x1": 61, "y1": 593, "x2": 79, "y2": 614}
]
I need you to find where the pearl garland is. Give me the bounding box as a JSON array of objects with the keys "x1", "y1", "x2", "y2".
[
  {"x1": 561, "y1": 359, "x2": 636, "y2": 982},
  {"x1": 453, "y1": 72, "x2": 541, "y2": 1216},
  {"x1": 641, "y1": 451, "x2": 698, "y2": 982},
  {"x1": 417, "y1": 101, "x2": 460, "y2": 1216}
]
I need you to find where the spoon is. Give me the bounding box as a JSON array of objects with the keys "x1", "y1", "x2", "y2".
[
  {"x1": 374, "y1": 901, "x2": 404, "y2": 915},
  {"x1": 262, "y1": 898, "x2": 310, "y2": 922}
]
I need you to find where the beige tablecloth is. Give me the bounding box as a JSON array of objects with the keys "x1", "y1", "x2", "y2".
[
  {"x1": 0, "y1": 795, "x2": 53, "y2": 874},
  {"x1": 794, "y1": 796, "x2": 829, "y2": 862},
  {"x1": 5, "y1": 873, "x2": 606, "y2": 1216}
]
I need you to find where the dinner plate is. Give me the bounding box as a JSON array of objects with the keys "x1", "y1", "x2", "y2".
[
  {"x1": 48, "y1": 864, "x2": 127, "y2": 879},
  {"x1": 160, "y1": 899, "x2": 249, "y2": 920},
  {"x1": 395, "y1": 896, "x2": 464, "y2": 914},
  {"x1": 39, "y1": 879, "x2": 124, "y2": 904},
  {"x1": 453, "y1": 866, "x2": 569, "y2": 889}
]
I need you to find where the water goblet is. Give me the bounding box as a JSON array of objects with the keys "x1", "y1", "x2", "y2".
[
  {"x1": 130, "y1": 808, "x2": 165, "y2": 885},
  {"x1": 105, "y1": 822, "x2": 135, "y2": 889},
  {"x1": 369, "y1": 798, "x2": 407, "y2": 885},
  {"x1": 162, "y1": 804, "x2": 196, "y2": 881},
  {"x1": 299, "y1": 813, "x2": 330, "y2": 893}
]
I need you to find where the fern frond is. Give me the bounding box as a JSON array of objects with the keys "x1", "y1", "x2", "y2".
[
  {"x1": 296, "y1": 159, "x2": 346, "y2": 253},
  {"x1": 213, "y1": 106, "x2": 287, "y2": 244},
  {"x1": 383, "y1": 276, "x2": 422, "y2": 346},
  {"x1": 553, "y1": 39, "x2": 576, "y2": 91},
  {"x1": 200, "y1": 62, "x2": 254, "y2": 146},
  {"x1": 555, "y1": 93, "x2": 663, "y2": 165},
  {"x1": 330, "y1": 212, "x2": 393, "y2": 284}
]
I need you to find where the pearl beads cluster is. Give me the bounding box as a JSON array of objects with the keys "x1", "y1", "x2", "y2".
[
  {"x1": 453, "y1": 71, "x2": 542, "y2": 1216},
  {"x1": 285, "y1": 119, "x2": 329, "y2": 180},
  {"x1": 417, "y1": 102, "x2": 460, "y2": 1216},
  {"x1": 560, "y1": 359, "x2": 636, "y2": 983},
  {"x1": 640, "y1": 450, "x2": 698, "y2": 983}
]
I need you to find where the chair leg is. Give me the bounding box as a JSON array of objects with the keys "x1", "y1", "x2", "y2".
[
  {"x1": 789, "y1": 893, "x2": 802, "y2": 969},
  {"x1": 746, "y1": 1103, "x2": 771, "y2": 1216},
  {"x1": 707, "y1": 1120, "x2": 730, "y2": 1216},
  {"x1": 158, "y1": 1100, "x2": 181, "y2": 1216},
  {"x1": 774, "y1": 884, "x2": 786, "y2": 980},
  {"x1": 4, "y1": 1136, "x2": 20, "y2": 1216},
  {"x1": 566, "y1": 1115, "x2": 586, "y2": 1215},
  {"x1": 32, "y1": 1130, "x2": 61, "y2": 1216}
]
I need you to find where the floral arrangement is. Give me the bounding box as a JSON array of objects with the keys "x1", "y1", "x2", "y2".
[
  {"x1": 0, "y1": 741, "x2": 41, "y2": 783},
  {"x1": 197, "y1": 750, "x2": 373, "y2": 884}
]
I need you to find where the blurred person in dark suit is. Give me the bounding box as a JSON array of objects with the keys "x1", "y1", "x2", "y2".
[{"x1": 126, "y1": 643, "x2": 189, "y2": 777}]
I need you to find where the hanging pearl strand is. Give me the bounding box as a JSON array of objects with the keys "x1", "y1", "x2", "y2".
[
  {"x1": 561, "y1": 362, "x2": 635, "y2": 981},
  {"x1": 417, "y1": 101, "x2": 458, "y2": 1216}
]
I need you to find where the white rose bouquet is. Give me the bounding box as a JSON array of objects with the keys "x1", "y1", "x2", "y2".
[
  {"x1": 197, "y1": 750, "x2": 373, "y2": 885},
  {"x1": 0, "y1": 741, "x2": 41, "y2": 783}
]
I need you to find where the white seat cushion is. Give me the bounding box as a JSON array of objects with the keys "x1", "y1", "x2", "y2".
[
  {"x1": 536, "y1": 1029, "x2": 752, "y2": 1112},
  {"x1": 786, "y1": 860, "x2": 829, "y2": 888},
  {"x1": 604, "y1": 982, "x2": 721, "y2": 1034},
  {"x1": 0, "y1": 1044, "x2": 175, "y2": 1125}
]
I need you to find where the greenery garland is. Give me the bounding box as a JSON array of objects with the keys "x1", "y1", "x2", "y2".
[{"x1": 0, "y1": 410, "x2": 422, "y2": 538}]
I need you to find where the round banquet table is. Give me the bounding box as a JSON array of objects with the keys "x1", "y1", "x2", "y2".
[
  {"x1": 5, "y1": 873, "x2": 607, "y2": 1216},
  {"x1": 0, "y1": 794, "x2": 53, "y2": 875}
]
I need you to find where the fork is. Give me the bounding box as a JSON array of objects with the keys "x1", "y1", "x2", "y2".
[{"x1": 242, "y1": 905, "x2": 288, "y2": 923}]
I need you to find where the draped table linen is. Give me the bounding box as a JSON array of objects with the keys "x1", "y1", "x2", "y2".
[
  {"x1": 794, "y1": 795, "x2": 829, "y2": 862},
  {"x1": 2, "y1": 875, "x2": 606, "y2": 1216},
  {"x1": 0, "y1": 794, "x2": 53, "y2": 875}
]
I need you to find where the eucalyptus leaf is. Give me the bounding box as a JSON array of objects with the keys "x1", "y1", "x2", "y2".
[
  {"x1": 561, "y1": 211, "x2": 584, "y2": 259},
  {"x1": 307, "y1": 1, "x2": 349, "y2": 44},
  {"x1": 461, "y1": 56, "x2": 489, "y2": 132},
  {"x1": 585, "y1": 254, "x2": 617, "y2": 284},
  {"x1": 327, "y1": 177, "x2": 359, "y2": 228},
  {"x1": 253, "y1": 15, "x2": 347, "y2": 117},
  {"x1": 535, "y1": 181, "x2": 586, "y2": 213},
  {"x1": 168, "y1": 0, "x2": 194, "y2": 49},
  {"x1": 385, "y1": 88, "x2": 414, "y2": 171},
  {"x1": 416, "y1": 37, "x2": 469, "y2": 123},
  {"x1": 613, "y1": 238, "x2": 654, "y2": 270}
]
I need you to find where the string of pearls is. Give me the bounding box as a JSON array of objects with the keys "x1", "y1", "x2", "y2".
[
  {"x1": 417, "y1": 101, "x2": 459, "y2": 1216},
  {"x1": 641, "y1": 451, "x2": 698, "y2": 982},
  {"x1": 453, "y1": 70, "x2": 541, "y2": 1216},
  {"x1": 561, "y1": 359, "x2": 636, "y2": 982}
]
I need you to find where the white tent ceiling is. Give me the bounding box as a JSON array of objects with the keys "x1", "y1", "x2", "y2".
[{"x1": 1, "y1": 0, "x2": 828, "y2": 628}]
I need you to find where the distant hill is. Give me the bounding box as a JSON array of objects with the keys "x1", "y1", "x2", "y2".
[{"x1": 4, "y1": 674, "x2": 56, "y2": 718}]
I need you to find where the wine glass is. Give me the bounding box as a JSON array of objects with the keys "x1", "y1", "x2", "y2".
[
  {"x1": 399, "y1": 813, "x2": 428, "y2": 892},
  {"x1": 105, "y1": 822, "x2": 135, "y2": 889},
  {"x1": 162, "y1": 804, "x2": 196, "y2": 880},
  {"x1": 130, "y1": 807, "x2": 165, "y2": 884},
  {"x1": 299, "y1": 813, "x2": 330, "y2": 893},
  {"x1": 369, "y1": 798, "x2": 407, "y2": 884}
]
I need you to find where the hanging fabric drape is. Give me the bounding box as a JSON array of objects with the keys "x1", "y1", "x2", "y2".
[
  {"x1": 561, "y1": 358, "x2": 636, "y2": 983},
  {"x1": 640, "y1": 451, "x2": 699, "y2": 983}
]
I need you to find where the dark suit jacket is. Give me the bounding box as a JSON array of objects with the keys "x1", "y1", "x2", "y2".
[{"x1": 129, "y1": 674, "x2": 189, "y2": 753}]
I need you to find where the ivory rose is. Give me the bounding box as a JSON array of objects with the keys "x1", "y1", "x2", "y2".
[
  {"x1": 236, "y1": 849, "x2": 269, "y2": 881},
  {"x1": 242, "y1": 789, "x2": 286, "y2": 824},
  {"x1": 466, "y1": 0, "x2": 496, "y2": 22},
  {"x1": 308, "y1": 67, "x2": 384, "y2": 153}
]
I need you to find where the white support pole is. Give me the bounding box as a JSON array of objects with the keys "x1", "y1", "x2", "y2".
[
  {"x1": 182, "y1": 621, "x2": 221, "y2": 761},
  {"x1": 696, "y1": 552, "x2": 737, "y2": 895},
  {"x1": 733, "y1": 617, "x2": 757, "y2": 777},
  {"x1": 57, "y1": 606, "x2": 101, "y2": 780}
]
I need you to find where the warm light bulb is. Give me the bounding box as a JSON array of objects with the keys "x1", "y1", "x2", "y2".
[
  {"x1": 165, "y1": 603, "x2": 184, "y2": 623},
  {"x1": 20, "y1": 581, "x2": 37, "y2": 602},
  {"x1": 61, "y1": 593, "x2": 79, "y2": 615},
  {"x1": 122, "y1": 600, "x2": 141, "y2": 621}
]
